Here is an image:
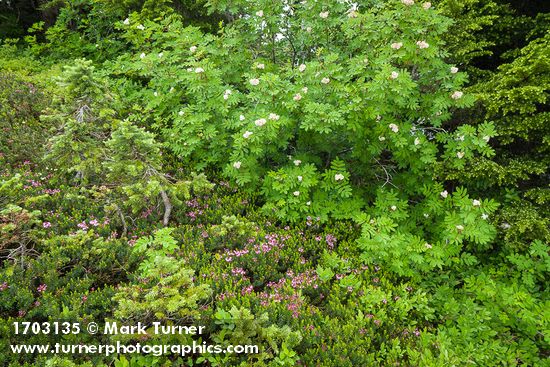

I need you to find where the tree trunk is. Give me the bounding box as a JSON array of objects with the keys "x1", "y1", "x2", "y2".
[{"x1": 160, "y1": 189, "x2": 172, "y2": 226}]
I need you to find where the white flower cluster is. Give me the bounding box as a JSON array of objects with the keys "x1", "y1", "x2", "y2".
[
  {"x1": 223, "y1": 89, "x2": 231, "y2": 100},
  {"x1": 255, "y1": 118, "x2": 267, "y2": 127},
  {"x1": 451, "y1": 91, "x2": 463, "y2": 99},
  {"x1": 416, "y1": 40, "x2": 429, "y2": 49},
  {"x1": 391, "y1": 42, "x2": 403, "y2": 50}
]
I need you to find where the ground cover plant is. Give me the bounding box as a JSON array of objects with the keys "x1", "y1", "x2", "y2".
[{"x1": 0, "y1": 0, "x2": 548, "y2": 366}]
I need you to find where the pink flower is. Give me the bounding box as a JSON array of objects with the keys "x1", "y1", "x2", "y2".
[
  {"x1": 37, "y1": 284, "x2": 47, "y2": 293},
  {"x1": 42, "y1": 222, "x2": 51, "y2": 228}
]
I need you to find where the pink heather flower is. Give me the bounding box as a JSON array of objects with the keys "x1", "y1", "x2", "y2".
[
  {"x1": 451, "y1": 91, "x2": 463, "y2": 99},
  {"x1": 390, "y1": 71, "x2": 399, "y2": 79},
  {"x1": 241, "y1": 285, "x2": 254, "y2": 295},
  {"x1": 325, "y1": 234, "x2": 336, "y2": 249},
  {"x1": 89, "y1": 219, "x2": 99, "y2": 227},
  {"x1": 37, "y1": 284, "x2": 47, "y2": 293},
  {"x1": 416, "y1": 40, "x2": 429, "y2": 49},
  {"x1": 77, "y1": 222, "x2": 88, "y2": 230},
  {"x1": 422, "y1": 2, "x2": 431, "y2": 9},
  {"x1": 0, "y1": 282, "x2": 8, "y2": 291},
  {"x1": 249, "y1": 78, "x2": 260, "y2": 86},
  {"x1": 319, "y1": 11, "x2": 329, "y2": 18},
  {"x1": 391, "y1": 42, "x2": 403, "y2": 50},
  {"x1": 450, "y1": 66, "x2": 459, "y2": 74},
  {"x1": 293, "y1": 93, "x2": 302, "y2": 101},
  {"x1": 42, "y1": 221, "x2": 51, "y2": 228}
]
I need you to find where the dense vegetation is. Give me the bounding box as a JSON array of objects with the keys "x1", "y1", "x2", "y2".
[{"x1": 0, "y1": 0, "x2": 548, "y2": 366}]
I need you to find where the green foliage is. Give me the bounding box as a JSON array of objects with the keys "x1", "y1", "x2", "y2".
[{"x1": 1, "y1": 0, "x2": 549, "y2": 366}]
